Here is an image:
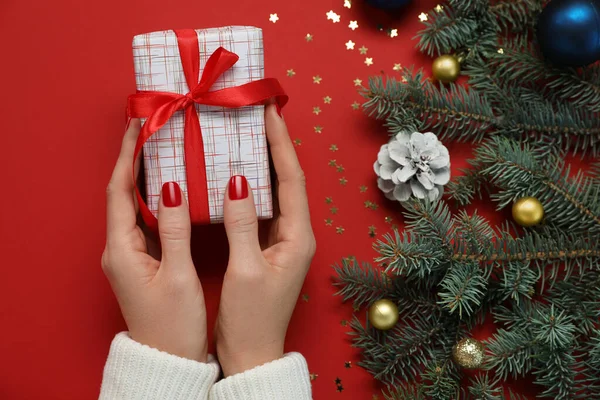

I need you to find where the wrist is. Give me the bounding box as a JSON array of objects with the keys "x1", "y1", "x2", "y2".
[{"x1": 218, "y1": 343, "x2": 284, "y2": 376}]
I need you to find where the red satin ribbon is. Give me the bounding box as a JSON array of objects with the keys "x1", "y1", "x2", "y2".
[{"x1": 128, "y1": 29, "x2": 288, "y2": 230}]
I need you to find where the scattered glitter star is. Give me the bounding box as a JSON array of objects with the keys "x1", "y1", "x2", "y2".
[
  {"x1": 385, "y1": 216, "x2": 393, "y2": 224},
  {"x1": 330, "y1": 206, "x2": 339, "y2": 214},
  {"x1": 369, "y1": 225, "x2": 377, "y2": 238},
  {"x1": 498, "y1": 48, "x2": 504, "y2": 54},
  {"x1": 335, "y1": 377, "x2": 342, "y2": 385},
  {"x1": 325, "y1": 196, "x2": 333, "y2": 204},
  {"x1": 313, "y1": 106, "x2": 322, "y2": 115},
  {"x1": 351, "y1": 101, "x2": 360, "y2": 110},
  {"x1": 402, "y1": 76, "x2": 408, "y2": 83},
  {"x1": 344, "y1": 0, "x2": 352, "y2": 8},
  {"x1": 269, "y1": 13, "x2": 279, "y2": 23},
  {"x1": 336, "y1": 227, "x2": 345, "y2": 235},
  {"x1": 314, "y1": 125, "x2": 323, "y2": 133},
  {"x1": 286, "y1": 69, "x2": 295, "y2": 77},
  {"x1": 329, "y1": 144, "x2": 338, "y2": 152},
  {"x1": 341, "y1": 319, "x2": 348, "y2": 326},
  {"x1": 339, "y1": 177, "x2": 348, "y2": 185},
  {"x1": 364, "y1": 200, "x2": 378, "y2": 210},
  {"x1": 328, "y1": 160, "x2": 337, "y2": 167},
  {"x1": 419, "y1": 12, "x2": 428, "y2": 22},
  {"x1": 313, "y1": 75, "x2": 322, "y2": 84},
  {"x1": 293, "y1": 138, "x2": 302, "y2": 146},
  {"x1": 434, "y1": 4, "x2": 444, "y2": 12},
  {"x1": 326, "y1": 10, "x2": 341, "y2": 23},
  {"x1": 337, "y1": 384, "x2": 344, "y2": 392},
  {"x1": 325, "y1": 218, "x2": 333, "y2": 226},
  {"x1": 353, "y1": 78, "x2": 363, "y2": 86},
  {"x1": 305, "y1": 33, "x2": 313, "y2": 42},
  {"x1": 393, "y1": 63, "x2": 402, "y2": 71},
  {"x1": 389, "y1": 28, "x2": 398, "y2": 38},
  {"x1": 336, "y1": 165, "x2": 345, "y2": 173},
  {"x1": 359, "y1": 46, "x2": 368, "y2": 55},
  {"x1": 345, "y1": 40, "x2": 355, "y2": 50},
  {"x1": 345, "y1": 361, "x2": 352, "y2": 368},
  {"x1": 310, "y1": 373, "x2": 318, "y2": 381},
  {"x1": 302, "y1": 293, "x2": 310, "y2": 302},
  {"x1": 365, "y1": 57, "x2": 373, "y2": 66},
  {"x1": 323, "y1": 96, "x2": 332, "y2": 104},
  {"x1": 349, "y1": 21, "x2": 359, "y2": 30},
  {"x1": 359, "y1": 185, "x2": 368, "y2": 193}
]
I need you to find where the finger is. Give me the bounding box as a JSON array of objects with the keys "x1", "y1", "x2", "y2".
[
  {"x1": 106, "y1": 119, "x2": 142, "y2": 240},
  {"x1": 265, "y1": 104, "x2": 310, "y2": 225},
  {"x1": 223, "y1": 175, "x2": 262, "y2": 260},
  {"x1": 157, "y1": 181, "x2": 193, "y2": 267}
]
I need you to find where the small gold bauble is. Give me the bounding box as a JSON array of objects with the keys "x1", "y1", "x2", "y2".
[
  {"x1": 432, "y1": 55, "x2": 461, "y2": 83},
  {"x1": 452, "y1": 337, "x2": 485, "y2": 369},
  {"x1": 512, "y1": 197, "x2": 544, "y2": 227},
  {"x1": 368, "y1": 299, "x2": 399, "y2": 330}
]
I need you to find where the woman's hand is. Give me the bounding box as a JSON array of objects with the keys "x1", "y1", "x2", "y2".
[
  {"x1": 101, "y1": 120, "x2": 208, "y2": 362},
  {"x1": 215, "y1": 104, "x2": 316, "y2": 376}
]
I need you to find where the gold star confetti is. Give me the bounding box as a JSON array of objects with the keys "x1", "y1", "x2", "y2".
[
  {"x1": 293, "y1": 138, "x2": 302, "y2": 146},
  {"x1": 359, "y1": 46, "x2": 368, "y2": 55},
  {"x1": 341, "y1": 319, "x2": 348, "y2": 326},
  {"x1": 323, "y1": 96, "x2": 332, "y2": 104},
  {"x1": 336, "y1": 226, "x2": 345, "y2": 234},
  {"x1": 310, "y1": 373, "x2": 319, "y2": 381},
  {"x1": 345, "y1": 361, "x2": 352, "y2": 368},
  {"x1": 325, "y1": 218, "x2": 333, "y2": 226},
  {"x1": 344, "y1": 0, "x2": 352, "y2": 8},
  {"x1": 326, "y1": 10, "x2": 341, "y2": 23},
  {"x1": 393, "y1": 63, "x2": 402, "y2": 71},
  {"x1": 313, "y1": 106, "x2": 322, "y2": 115},
  {"x1": 365, "y1": 57, "x2": 373, "y2": 66},
  {"x1": 385, "y1": 216, "x2": 394, "y2": 224},
  {"x1": 305, "y1": 33, "x2": 313, "y2": 42},
  {"x1": 434, "y1": 4, "x2": 444, "y2": 12},
  {"x1": 337, "y1": 384, "x2": 344, "y2": 392},
  {"x1": 389, "y1": 28, "x2": 398, "y2": 38},
  {"x1": 328, "y1": 159, "x2": 337, "y2": 167},
  {"x1": 329, "y1": 144, "x2": 338, "y2": 152},
  {"x1": 349, "y1": 20, "x2": 359, "y2": 30},
  {"x1": 286, "y1": 69, "x2": 295, "y2": 77},
  {"x1": 345, "y1": 40, "x2": 355, "y2": 50},
  {"x1": 313, "y1": 75, "x2": 322, "y2": 84},
  {"x1": 353, "y1": 78, "x2": 363, "y2": 86},
  {"x1": 359, "y1": 185, "x2": 368, "y2": 192},
  {"x1": 339, "y1": 177, "x2": 348, "y2": 185},
  {"x1": 269, "y1": 13, "x2": 279, "y2": 23},
  {"x1": 498, "y1": 48, "x2": 504, "y2": 54},
  {"x1": 302, "y1": 293, "x2": 310, "y2": 302},
  {"x1": 314, "y1": 125, "x2": 323, "y2": 134},
  {"x1": 364, "y1": 200, "x2": 378, "y2": 210},
  {"x1": 369, "y1": 225, "x2": 377, "y2": 238},
  {"x1": 351, "y1": 101, "x2": 360, "y2": 110},
  {"x1": 330, "y1": 206, "x2": 339, "y2": 214},
  {"x1": 344, "y1": 255, "x2": 356, "y2": 262},
  {"x1": 325, "y1": 196, "x2": 333, "y2": 204},
  {"x1": 336, "y1": 165, "x2": 345, "y2": 173},
  {"x1": 401, "y1": 76, "x2": 408, "y2": 83},
  {"x1": 419, "y1": 12, "x2": 428, "y2": 22},
  {"x1": 335, "y1": 377, "x2": 342, "y2": 385}
]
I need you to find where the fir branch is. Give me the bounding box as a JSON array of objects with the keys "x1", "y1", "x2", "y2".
[
  {"x1": 421, "y1": 361, "x2": 461, "y2": 399},
  {"x1": 531, "y1": 305, "x2": 576, "y2": 351},
  {"x1": 468, "y1": 373, "x2": 503, "y2": 400},
  {"x1": 485, "y1": 328, "x2": 536, "y2": 379},
  {"x1": 499, "y1": 261, "x2": 538, "y2": 303},
  {"x1": 438, "y1": 261, "x2": 487, "y2": 318},
  {"x1": 488, "y1": 0, "x2": 544, "y2": 31},
  {"x1": 533, "y1": 349, "x2": 581, "y2": 399},
  {"x1": 415, "y1": 7, "x2": 479, "y2": 57},
  {"x1": 383, "y1": 385, "x2": 426, "y2": 400},
  {"x1": 333, "y1": 259, "x2": 390, "y2": 309}
]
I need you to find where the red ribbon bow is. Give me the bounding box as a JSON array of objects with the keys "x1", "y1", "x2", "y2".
[{"x1": 128, "y1": 29, "x2": 288, "y2": 230}]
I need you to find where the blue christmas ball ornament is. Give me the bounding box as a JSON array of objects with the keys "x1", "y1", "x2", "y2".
[
  {"x1": 536, "y1": 0, "x2": 600, "y2": 67},
  {"x1": 366, "y1": 0, "x2": 412, "y2": 10}
]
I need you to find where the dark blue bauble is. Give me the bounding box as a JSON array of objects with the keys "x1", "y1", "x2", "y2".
[
  {"x1": 365, "y1": 0, "x2": 412, "y2": 10},
  {"x1": 537, "y1": 0, "x2": 600, "y2": 67}
]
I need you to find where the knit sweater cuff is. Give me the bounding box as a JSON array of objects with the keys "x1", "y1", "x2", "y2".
[
  {"x1": 99, "y1": 332, "x2": 219, "y2": 400},
  {"x1": 209, "y1": 352, "x2": 312, "y2": 400}
]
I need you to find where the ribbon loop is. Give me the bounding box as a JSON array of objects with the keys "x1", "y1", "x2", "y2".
[{"x1": 128, "y1": 29, "x2": 288, "y2": 230}]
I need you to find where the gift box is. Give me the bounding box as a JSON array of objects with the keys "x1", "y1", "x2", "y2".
[{"x1": 129, "y1": 27, "x2": 286, "y2": 226}]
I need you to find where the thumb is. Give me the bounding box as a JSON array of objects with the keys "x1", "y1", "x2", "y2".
[
  {"x1": 158, "y1": 181, "x2": 192, "y2": 266},
  {"x1": 223, "y1": 175, "x2": 261, "y2": 258}
]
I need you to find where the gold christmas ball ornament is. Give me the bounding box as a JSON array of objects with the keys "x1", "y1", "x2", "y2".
[
  {"x1": 368, "y1": 299, "x2": 399, "y2": 330},
  {"x1": 432, "y1": 55, "x2": 461, "y2": 83},
  {"x1": 452, "y1": 337, "x2": 485, "y2": 369},
  {"x1": 512, "y1": 197, "x2": 544, "y2": 227}
]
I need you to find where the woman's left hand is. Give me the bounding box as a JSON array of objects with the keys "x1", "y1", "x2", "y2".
[{"x1": 101, "y1": 119, "x2": 208, "y2": 362}]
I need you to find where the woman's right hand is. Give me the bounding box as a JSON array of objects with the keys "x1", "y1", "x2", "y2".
[{"x1": 215, "y1": 104, "x2": 316, "y2": 376}]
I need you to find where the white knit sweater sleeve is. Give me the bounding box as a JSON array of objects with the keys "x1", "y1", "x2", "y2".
[
  {"x1": 209, "y1": 353, "x2": 312, "y2": 400},
  {"x1": 99, "y1": 332, "x2": 219, "y2": 400}
]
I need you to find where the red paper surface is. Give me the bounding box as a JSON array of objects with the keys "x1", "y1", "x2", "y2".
[{"x1": 0, "y1": 0, "x2": 525, "y2": 399}]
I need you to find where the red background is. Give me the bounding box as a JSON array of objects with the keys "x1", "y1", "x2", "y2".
[{"x1": 0, "y1": 0, "x2": 519, "y2": 399}]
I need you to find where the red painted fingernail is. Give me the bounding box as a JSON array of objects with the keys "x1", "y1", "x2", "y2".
[
  {"x1": 228, "y1": 175, "x2": 248, "y2": 200},
  {"x1": 275, "y1": 103, "x2": 283, "y2": 118},
  {"x1": 162, "y1": 182, "x2": 182, "y2": 207}
]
